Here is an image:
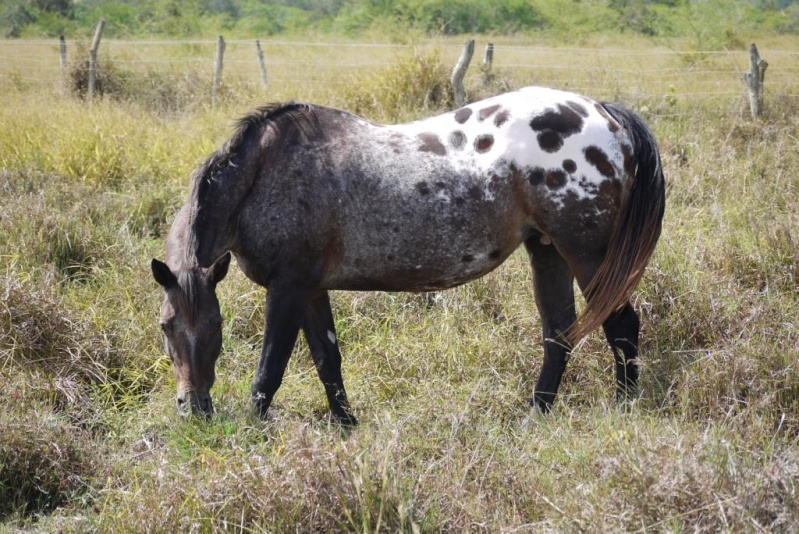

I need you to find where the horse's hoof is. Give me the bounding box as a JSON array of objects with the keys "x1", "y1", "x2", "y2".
[
  {"x1": 530, "y1": 395, "x2": 553, "y2": 414},
  {"x1": 334, "y1": 412, "x2": 358, "y2": 427},
  {"x1": 252, "y1": 393, "x2": 272, "y2": 420}
]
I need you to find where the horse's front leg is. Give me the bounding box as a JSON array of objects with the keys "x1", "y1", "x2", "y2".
[
  {"x1": 302, "y1": 290, "x2": 357, "y2": 425},
  {"x1": 251, "y1": 286, "x2": 312, "y2": 419}
]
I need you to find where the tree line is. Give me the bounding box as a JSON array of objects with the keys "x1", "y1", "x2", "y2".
[{"x1": 3, "y1": 0, "x2": 799, "y2": 39}]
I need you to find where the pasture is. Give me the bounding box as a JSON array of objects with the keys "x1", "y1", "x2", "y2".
[{"x1": 1, "y1": 32, "x2": 799, "y2": 531}]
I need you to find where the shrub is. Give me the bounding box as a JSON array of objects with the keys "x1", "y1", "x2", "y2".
[
  {"x1": 338, "y1": 49, "x2": 452, "y2": 122},
  {"x1": 0, "y1": 421, "x2": 96, "y2": 520},
  {"x1": 334, "y1": 0, "x2": 545, "y2": 35}
]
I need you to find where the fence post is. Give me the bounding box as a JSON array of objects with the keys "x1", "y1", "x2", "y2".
[
  {"x1": 481, "y1": 42, "x2": 494, "y2": 83},
  {"x1": 743, "y1": 43, "x2": 768, "y2": 120},
  {"x1": 212, "y1": 35, "x2": 226, "y2": 107},
  {"x1": 255, "y1": 40, "x2": 267, "y2": 89},
  {"x1": 451, "y1": 39, "x2": 474, "y2": 108},
  {"x1": 87, "y1": 18, "x2": 105, "y2": 101},
  {"x1": 59, "y1": 35, "x2": 67, "y2": 71}
]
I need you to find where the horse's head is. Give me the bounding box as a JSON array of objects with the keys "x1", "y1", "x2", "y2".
[{"x1": 150, "y1": 253, "x2": 231, "y2": 416}]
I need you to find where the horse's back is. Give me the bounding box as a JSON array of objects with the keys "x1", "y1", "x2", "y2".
[{"x1": 236, "y1": 87, "x2": 636, "y2": 291}]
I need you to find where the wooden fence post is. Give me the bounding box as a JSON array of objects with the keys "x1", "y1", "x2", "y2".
[
  {"x1": 451, "y1": 39, "x2": 474, "y2": 108},
  {"x1": 256, "y1": 40, "x2": 267, "y2": 89},
  {"x1": 59, "y1": 35, "x2": 67, "y2": 71},
  {"x1": 481, "y1": 42, "x2": 494, "y2": 83},
  {"x1": 87, "y1": 18, "x2": 105, "y2": 101},
  {"x1": 212, "y1": 35, "x2": 226, "y2": 107},
  {"x1": 743, "y1": 43, "x2": 768, "y2": 120}
]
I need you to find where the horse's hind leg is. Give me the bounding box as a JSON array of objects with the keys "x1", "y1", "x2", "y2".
[
  {"x1": 301, "y1": 290, "x2": 357, "y2": 425},
  {"x1": 602, "y1": 302, "x2": 640, "y2": 403},
  {"x1": 562, "y1": 253, "x2": 641, "y2": 406},
  {"x1": 525, "y1": 237, "x2": 577, "y2": 412},
  {"x1": 252, "y1": 287, "x2": 312, "y2": 418}
]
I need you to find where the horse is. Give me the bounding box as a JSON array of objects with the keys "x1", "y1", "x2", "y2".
[{"x1": 151, "y1": 86, "x2": 665, "y2": 421}]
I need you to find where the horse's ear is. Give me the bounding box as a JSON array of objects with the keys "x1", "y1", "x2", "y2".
[
  {"x1": 209, "y1": 252, "x2": 231, "y2": 285},
  {"x1": 151, "y1": 259, "x2": 177, "y2": 289}
]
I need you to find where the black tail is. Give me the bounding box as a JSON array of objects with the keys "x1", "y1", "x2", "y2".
[{"x1": 568, "y1": 103, "x2": 666, "y2": 344}]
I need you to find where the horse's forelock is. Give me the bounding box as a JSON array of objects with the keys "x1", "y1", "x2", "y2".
[{"x1": 176, "y1": 269, "x2": 200, "y2": 325}]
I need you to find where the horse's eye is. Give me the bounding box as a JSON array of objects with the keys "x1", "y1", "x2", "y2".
[{"x1": 160, "y1": 321, "x2": 173, "y2": 334}]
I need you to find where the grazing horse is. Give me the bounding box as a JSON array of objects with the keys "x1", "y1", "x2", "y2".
[{"x1": 151, "y1": 86, "x2": 665, "y2": 421}]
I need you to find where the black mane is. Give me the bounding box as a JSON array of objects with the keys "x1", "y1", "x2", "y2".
[
  {"x1": 230, "y1": 101, "x2": 313, "y2": 152},
  {"x1": 195, "y1": 102, "x2": 312, "y2": 183},
  {"x1": 183, "y1": 102, "x2": 313, "y2": 265}
]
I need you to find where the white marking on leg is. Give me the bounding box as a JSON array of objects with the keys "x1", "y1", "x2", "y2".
[{"x1": 327, "y1": 330, "x2": 336, "y2": 344}]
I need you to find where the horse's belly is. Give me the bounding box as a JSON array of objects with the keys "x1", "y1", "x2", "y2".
[
  {"x1": 324, "y1": 258, "x2": 504, "y2": 292},
  {"x1": 322, "y1": 223, "x2": 521, "y2": 292}
]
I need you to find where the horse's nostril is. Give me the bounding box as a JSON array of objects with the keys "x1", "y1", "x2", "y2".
[{"x1": 198, "y1": 394, "x2": 214, "y2": 415}]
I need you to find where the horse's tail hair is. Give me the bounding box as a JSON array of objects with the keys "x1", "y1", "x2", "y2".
[{"x1": 567, "y1": 103, "x2": 666, "y2": 345}]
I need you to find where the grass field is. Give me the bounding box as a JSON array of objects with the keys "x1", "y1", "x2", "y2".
[{"x1": 1, "y1": 31, "x2": 799, "y2": 531}]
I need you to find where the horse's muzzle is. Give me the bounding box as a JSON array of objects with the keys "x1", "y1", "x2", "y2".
[{"x1": 177, "y1": 391, "x2": 214, "y2": 416}]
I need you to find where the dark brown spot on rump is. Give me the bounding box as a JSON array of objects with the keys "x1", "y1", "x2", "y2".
[
  {"x1": 416, "y1": 182, "x2": 431, "y2": 195},
  {"x1": 475, "y1": 134, "x2": 494, "y2": 153},
  {"x1": 537, "y1": 131, "x2": 563, "y2": 153},
  {"x1": 489, "y1": 249, "x2": 502, "y2": 260},
  {"x1": 454, "y1": 107, "x2": 473, "y2": 124},
  {"x1": 449, "y1": 130, "x2": 466, "y2": 150},
  {"x1": 584, "y1": 146, "x2": 616, "y2": 178},
  {"x1": 418, "y1": 133, "x2": 446, "y2": 156},
  {"x1": 528, "y1": 167, "x2": 545, "y2": 186},
  {"x1": 494, "y1": 109, "x2": 510, "y2": 127},
  {"x1": 461, "y1": 254, "x2": 474, "y2": 263},
  {"x1": 530, "y1": 104, "x2": 584, "y2": 136},
  {"x1": 546, "y1": 169, "x2": 568, "y2": 190},
  {"x1": 563, "y1": 159, "x2": 577, "y2": 174},
  {"x1": 479, "y1": 104, "x2": 500, "y2": 121}
]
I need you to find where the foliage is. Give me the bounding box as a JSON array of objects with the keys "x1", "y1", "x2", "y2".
[
  {"x1": 5, "y1": 0, "x2": 799, "y2": 38},
  {"x1": 339, "y1": 49, "x2": 453, "y2": 122},
  {"x1": 334, "y1": 0, "x2": 545, "y2": 35},
  {"x1": 0, "y1": 420, "x2": 96, "y2": 520}
]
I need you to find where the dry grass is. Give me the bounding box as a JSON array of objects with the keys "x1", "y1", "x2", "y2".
[{"x1": 0, "y1": 34, "x2": 798, "y2": 531}]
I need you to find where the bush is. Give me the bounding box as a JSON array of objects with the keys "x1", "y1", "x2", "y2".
[
  {"x1": 64, "y1": 46, "x2": 208, "y2": 113},
  {"x1": 0, "y1": 422, "x2": 95, "y2": 520},
  {"x1": 65, "y1": 43, "x2": 124, "y2": 101},
  {"x1": 334, "y1": 0, "x2": 545, "y2": 35},
  {"x1": 339, "y1": 49, "x2": 452, "y2": 122}
]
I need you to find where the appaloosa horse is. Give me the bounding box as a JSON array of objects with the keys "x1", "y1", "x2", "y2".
[{"x1": 151, "y1": 86, "x2": 665, "y2": 421}]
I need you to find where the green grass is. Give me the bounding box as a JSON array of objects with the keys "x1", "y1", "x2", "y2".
[{"x1": 1, "y1": 33, "x2": 798, "y2": 531}]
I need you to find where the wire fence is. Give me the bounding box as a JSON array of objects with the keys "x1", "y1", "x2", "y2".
[{"x1": 2, "y1": 37, "x2": 798, "y2": 116}]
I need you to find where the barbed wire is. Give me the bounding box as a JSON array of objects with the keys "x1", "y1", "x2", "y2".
[
  {"x1": 8, "y1": 54, "x2": 799, "y2": 77},
  {"x1": 4, "y1": 38, "x2": 799, "y2": 53}
]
